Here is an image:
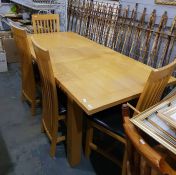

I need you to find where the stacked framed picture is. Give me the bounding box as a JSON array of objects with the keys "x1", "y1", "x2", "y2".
[{"x1": 131, "y1": 94, "x2": 176, "y2": 155}]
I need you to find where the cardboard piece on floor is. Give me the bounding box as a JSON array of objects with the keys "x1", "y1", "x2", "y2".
[{"x1": 2, "y1": 38, "x2": 20, "y2": 63}]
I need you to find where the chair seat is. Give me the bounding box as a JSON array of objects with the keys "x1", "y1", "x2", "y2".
[
  {"x1": 89, "y1": 107, "x2": 125, "y2": 137},
  {"x1": 59, "y1": 104, "x2": 67, "y2": 115},
  {"x1": 57, "y1": 88, "x2": 67, "y2": 115}
]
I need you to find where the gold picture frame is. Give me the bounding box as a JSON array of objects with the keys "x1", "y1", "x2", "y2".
[
  {"x1": 155, "y1": 0, "x2": 176, "y2": 5},
  {"x1": 131, "y1": 94, "x2": 176, "y2": 155}
]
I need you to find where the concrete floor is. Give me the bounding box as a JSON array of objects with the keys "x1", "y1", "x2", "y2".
[{"x1": 0, "y1": 63, "x2": 119, "y2": 175}]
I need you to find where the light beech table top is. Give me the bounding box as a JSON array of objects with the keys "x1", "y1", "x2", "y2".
[{"x1": 29, "y1": 32, "x2": 176, "y2": 115}]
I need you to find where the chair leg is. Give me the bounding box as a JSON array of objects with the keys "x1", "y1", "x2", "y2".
[
  {"x1": 31, "y1": 101, "x2": 36, "y2": 116},
  {"x1": 122, "y1": 149, "x2": 127, "y2": 175},
  {"x1": 126, "y1": 161, "x2": 131, "y2": 175},
  {"x1": 85, "y1": 121, "x2": 93, "y2": 158},
  {"x1": 50, "y1": 139, "x2": 57, "y2": 158}
]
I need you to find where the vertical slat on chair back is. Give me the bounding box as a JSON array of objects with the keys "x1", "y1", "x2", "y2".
[
  {"x1": 31, "y1": 38, "x2": 58, "y2": 138},
  {"x1": 32, "y1": 14, "x2": 60, "y2": 34},
  {"x1": 136, "y1": 59, "x2": 176, "y2": 113},
  {"x1": 11, "y1": 25, "x2": 36, "y2": 102},
  {"x1": 123, "y1": 117, "x2": 175, "y2": 175}
]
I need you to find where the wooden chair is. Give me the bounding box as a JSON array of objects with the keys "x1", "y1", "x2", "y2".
[
  {"x1": 85, "y1": 59, "x2": 176, "y2": 175},
  {"x1": 11, "y1": 24, "x2": 38, "y2": 116},
  {"x1": 31, "y1": 37, "x2": 66, "y2": 157},
  {"x1": 123, "y1": 106, "x2": 176, "y2": 175},
  {"x1": 32, "y1": 14, "x2": 60, "y2": 34}
]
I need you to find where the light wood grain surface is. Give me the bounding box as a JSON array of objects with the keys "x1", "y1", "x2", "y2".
[{"x1": 28, "y1": 32, "x2": 176, "y2": 115}]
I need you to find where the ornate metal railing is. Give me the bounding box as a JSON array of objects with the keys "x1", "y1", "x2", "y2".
[{"x1": 67, "y1": 0, "x2": 176, "y2": 70}]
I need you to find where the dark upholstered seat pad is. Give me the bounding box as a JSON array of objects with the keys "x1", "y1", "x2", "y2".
[
  {"x1": 32, "y1": 60, "x2": 41, "y2": 83},
  {"x1": 59, "y1": 104, "x2": 67, "y2": 115},
  {"x1": 57, "y1": 88, "x2": 67, "y2": 115},
  {"x1": 89, "y1": 106, "x2": 125, "y2": 137}
]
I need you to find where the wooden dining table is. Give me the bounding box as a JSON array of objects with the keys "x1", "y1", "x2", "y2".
[{"x1": 28, "y1": 32, "x2": 176, "y2": 167}]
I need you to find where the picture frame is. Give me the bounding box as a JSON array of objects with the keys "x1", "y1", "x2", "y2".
[
  {"x1": 130, "y1": 94, "x2": 176, "y2": 155},
  {"x1": 155, "y1": 0, "x2": 176, "y2": 5},
  {"x1": 157, "y1": 105, "x2": 176, "y2": 129}
]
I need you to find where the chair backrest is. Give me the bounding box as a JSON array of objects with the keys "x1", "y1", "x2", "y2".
[
  {"x1": 11, "y1": 24, "x2": 36, "y2": 101},
  {"x1": 32, "y1": 14, "x2": 60, "y2": 34},
  {"x1": 136, "y1": 59, "x2": 176, "y2": 113},
  {"x1": 123, "y1": 116, "x2": 176, "y2": 175},
  {"x1": 31, "y1": 37, "x2": 58, "y2": 138}
]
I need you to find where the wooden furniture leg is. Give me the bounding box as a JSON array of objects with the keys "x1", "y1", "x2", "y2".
[
  {"x1": 31, "y1": 101, "x2": 36, "y2": 116},
  {"x1": 67, "y1": 97, "x2": 83, "y2": 167},
  {"x1": 85, "y1": 120, "x2": 93, "y2": 158},
  {"x1": 122, "y1": 150, "x2": 127, "y2": 175}
]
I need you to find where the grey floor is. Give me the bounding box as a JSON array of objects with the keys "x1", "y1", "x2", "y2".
[{"x1": 0, "y1": 64, "x2": 119, "y2": 175}]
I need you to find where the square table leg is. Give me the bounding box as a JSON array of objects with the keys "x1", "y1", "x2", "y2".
[{"x1": 67, "y1": 97, "x2": 83, "y2": 167}]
